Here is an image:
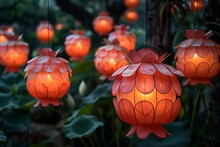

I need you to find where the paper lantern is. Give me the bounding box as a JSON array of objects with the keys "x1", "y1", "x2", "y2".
[
  {"x1": 24, "y1": 48, "x2": 72, "y2": 107},
  {"x1": 124, "y1": 0, "x2": 140, "y2": 8},
  {"x1": 95, "y1": 39, "x2": 129, "y2": 80},
  {"x1": 175, "y1": 29, "x2": 220, "y2": 86},
  {"x1": 0, "y1": 35, "x2": 29, "y2": 72},
  {"x1": 36, "y1": 21, "x2": 54, "y2": 43},
  {"x1": 125, "y1": 9, "x2": 138, "y2": 22},
  {"x1": 0, "y1": 25, "x2": 14, "y2": 34},
  {"x1": 190, "y1": 0, "x2": 203, "y2": 11},
  {"x1": 0, "y1": 31, "x2": 8, "y2": 43},
  {"x1": 112, "y1": 48, "x2": 183, "y2": 139},
  {"x1": 0, "y1": 27, "x2": 14, "y2": 43},
  {"x1": 65, "y1": 30, "x2": 91, "y2": 60},
  {"x1": 93, "y1": 12, "x2": 114, "y2": 36},
  {"x1": 108, "y1": 25, "x2": 136, "y2": 51}
]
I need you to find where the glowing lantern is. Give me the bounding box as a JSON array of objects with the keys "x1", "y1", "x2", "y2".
[
  {"x1": 175, "y1": 29, "x2": 220, "y2": 86},
  {"x1": 125, "y1": 9, "x2": 138, "y2": 23},
  {"x1": 24, "y1": 48, "x2": 72, "y2": 107},
  {"x1": 0, "y1": 35, "x2": 29, "y2": 72},
  {"x1": 0, "y1": 31, "x2": 8, "y2": 43},
  {"x1": 93, "y1": 12, "x2": 114, "y2": 36},
  {"x1": 55, "y1": 23, "x2": 63, "y2": 30},
  {"x1": 108, "y1": 25, "x2": 136, "y2": 51},
  {"x1": 124, "y1": 0, "x2": 140, "y2": 8},
  {"x1": 190, "y1": 0, "x2": 203, "y2": 11},
  {"x1": 65, "y1": 30, "x2": 91, "y2": 60},
  {"x1": 95, "y1": 39, "x2": 129, "y2": 80},
  {"x1": 0, "y1": 26, "x2": 14, "y2": 43},
  {"x1": 112, "y1": 48, "x2": 183, "y2": 139},
  {"x1": 36, "y1": 21, "x2": 54, "y2": 43},
  {"x1": 0, "y1": 25, "x2": 14, "y2": 34}
]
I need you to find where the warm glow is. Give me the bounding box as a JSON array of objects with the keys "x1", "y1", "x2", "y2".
[
  {"x1": 193, "y1": 1, "x2": 199, "y2": 7},
  {"x1": 7, "y1": 27, "x2": 14, "y2": 33},
  {"x1": 100, "y1": 20, "x2": 107, "y2": 25},
  {"x1": 36, "y1": 21, "x2": 54, "y2": 43},
  {"x1": 109, "y1": 58, "x2": 116, "y2": 67},
  {"x1": 56, "y1": 24, "x2": 63, "y2": 30},
  {"x1": 0, "y1": 35, "x2": 7, "y2": 43}
]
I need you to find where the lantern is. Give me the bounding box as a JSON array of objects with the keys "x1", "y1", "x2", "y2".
[
  {"x1": 175, "y1": 29, "x2": 220, "y2": 86},
  {"x1": 65, "y1": 30, "x2": 91, "y2": 60},
  {"x1": 95, "y1": 39, "x2": 129, "y2": 80},
  {"x1": 190, "y1": 0, "x2": 203, "y2": 11},
  {"x1": 112, "y1": 48, "x2": 183, "y2": 139},
  {"x1": 108, "y1": 25, "x2": 136, "y2": 51},
  {"x1": 0, "y1": 35, "x2": 29, "y2": 72},
  {"x1": 93, "y1": 12, "x2": 114, "y2": 36},
  {"x1": 0, "y1": 25, "x2": 14, "y2": 34},
  {"x1": 124, "y1": 0, "x2": 140, "y2": 8},
  {"x1": 0, "y1": 26, "x2": 14, "y2": 43},
  {"x1": 125, "y1": 9, "x2": 138, "y2": 23},
  {"x1": 36, "y1": 21, "x2": 54, "y2": 43},
  {"x1": 0, "y1": 31, "x2": 8, "y2": 43},
  {"x1": 24, "y1": 48, "x2": 72, "y2": 107}
]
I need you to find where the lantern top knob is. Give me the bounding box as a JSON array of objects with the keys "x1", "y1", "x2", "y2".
[{"x1": 38, "y1": 48, "x2": 58, "y2": 57}]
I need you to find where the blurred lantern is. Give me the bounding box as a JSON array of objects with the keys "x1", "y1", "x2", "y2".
[
  {"x1": 95, "y1": 39, "x2": 129, "y2": 80},
  {"x1": 0, "y1": 25, "x2": 14, "y2": 34},
  {"x1": 175, "y1": 29, "x2": 220, "y2": 86},
  {"x1": 36, "y1": 21, "x2": 54, "y2": 43},
  {"x1": 108, "y1": 25, "x2": 136, "y2": 51},
  {"x1": 65, "y1": 30, "x2": 91, "y2": 60},
  {"x1": 112, "y1": 48, "x2": 183, "y2": 139},
  {"x1": 190, "y1": 0, "x2": 203, "y2": 11},
  {"x1": 0, "y1": 26, "x2": 15, "y2": 43},
  {"x1": 55, "y1": 23, "x2": 63, "y2": 30},
  {"x1": 93, "y1": 12, "x2": 114, "y2": 36},
  {"x1": 125, "y1": 9, "x2": 138, "y2": 23},
  {"x1": 0, "y1": 31, "x2": 8, "y2": 43},
  {"x1": 124, "y1": 0, "x2": 140, "y2": 8},
  {"x1": 24, "y1": 48, "x2": 72, "y2": 107},
  {"x1": 0, "y1": 35, "x2": 29, "y2": 72}
]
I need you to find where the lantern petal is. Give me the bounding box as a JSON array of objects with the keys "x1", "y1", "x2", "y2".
[
  {"x1": 208, "y1": 62, "x2": 219, "y2": 77},
  {"x1": 134, "y1": 101, "x2": 154, "y2": 124},
  {"x1": 26, "y1": 83, "x2": 38, "y2": 98},
  {"x1": 50, "y1": 70, "x2": 62, "y2": 80},
  {"x1": 136, "y1": 71, "x2": 154, "y2": 94},
  {"x1": 154, "y1": 71, "x2": 171, "y2": 94},
  {"x1": 142, "y1": 54, "x2": 157, "y2": 63},
  {"x1": 170, "y1": 76, "x2": 182, "y2": 96},
  {"x1": 51, "y1": 57, "x2": 61, "y2": 63},
  {"x1": 197, "y1": 46, "x2": 209, "y2": 58},
  {"x1": 184, "y1": 62, "x2": 196, "y2": 77},
  {"x1": 59, "y1": 63, "x2": 68, "y2": 73},
  {"x1": 185, "y1": 29, "x2": 194, "y2": 38},
  {"x1": 180, "y1": 39, "x2": 192, "y2": 48},
  {"x1": 118, "y1": 99, "x2": 137, "y2": 124},
  {"x1": 112, "y1": 65, "x2": 129, "y2": 77},
  {"x1": 37, "y1": 71, "x2": 48, "y2": 80},
  {"x1": 154, "y1": 99, "x2": 173, "y2": 124},
  {"x1": 151, "y1": 124, "x2": 168, "y2": 138},
  {"x1": 185, "y1": 46, "x2": 196, "y2": 58},
  {"x1": 37, "y1": 56, "x2": 49, "y2": 64},
  {"x1": 27, "y1": 71, "x2": 37, "y2": 80},
  {"x1": 164, "y1": 64, "x2": 184, "y2": 76},
  {"x1": 197, "y1": 62, "x2": 209, "y2": 77},
  {"x1": 128, "y1": 50, "x2": 142, "y2": 63},
  {"x1": 57, "y1": 83, "x2": 70, "y2": 98},
  {"x1": 139, "y1": 63, "x2": 156, "y2": 75},
  {"x1": 126, "y1": 125, "x2": 137, "y2": 137},
  {"x1": 35, "y1": 83, "x2": 48, "y2": 98},
  {"x1": 153, "y1": 63, "x2": 173, "y2": 76},
  {"x1": 203, "y1": 39, "x2": 215, "y2": 46},
  {"x1": 120, "y1": 75, "x2": 136, "y2": 93},
  {"x1": 136, "y1": 125, "x2": 151, "y2": 139},
  {"x1": 176, "y1": 62, "x2": 185, "y2": 76},
  {"x1": 27, "y1": 56, "x2": 39, "y2": 64},
  {"x1": 195, "y1": 30, "x2": 205, "y2": 38},
  {"x1": 32, "y1": 63, "x2": 43, "y2": 72},
  {"x1": 122, "y1": 63, "x2": 140, "y2": 77},
  {"x1": 24, "y1": 62, "x2": 34, "y2": 72},
  {"x1": 112, "y1": 75, "x2": 122, "y2": 95},
  {"x1": 44, "y1": 61, "x2": 56, "y2": 73},
  {"x1": 113, "y1": 98, "x2": 127, "y2": 122},
  {"x1": 191, "y1": 39, "x2": 203, "y2": 47},
  {"x1": 58, "y1": 57, "x2": 69, "y2": 63},
  {"x1": 176, "y1": 47, "x2": 185, "y2": 58},
  {"x1": 168, "y1": 98, "x2": 181, "y2": 123},
  {"x1": 209, "y1": 47, "x2": 219, "y2": 59},
  {"x1": 48, "y1": 82, "x2": 59, "y2": 98}
]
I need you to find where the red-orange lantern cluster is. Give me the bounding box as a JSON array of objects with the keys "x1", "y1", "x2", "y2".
[
  {"x1": 95, "y1": 39, "x2": 129, "y2": 80},
  {"x1": 0, "y1": 26, "x2": 14, "y2": 43},
  {"x1": 65, "y1": 30, "x2": 91, "y2": 61},
  {"x1": 25, "y1": 48, "x2": 72, "y2": 107},
  {"x1": 93, "y1": 12, "x2": 114, "y2": 36},
  {"x1": 175, "y1": 29, "x2": 220, "y2": 86},
  {"x1": 108, "y1": 25, "x2": 136, "y2": 51},
  {"x1": 125, "y1": 9, "x2": 138, "y2": 23},
  {"x1": 36, "y1": 21, "x2": 54, "y2": 43},
  {"x1": 0, "y1": 35, "x2": 29, "y2": 72},
  {"x1": 124, "y1": 0, "x2": 140, "y2": 8},
  {"x1": 112, "y1": 48, "x2": 183, "y2": 139},
  {"x1": 190, "y1": 0, "x2": 203, "y2": 11}
]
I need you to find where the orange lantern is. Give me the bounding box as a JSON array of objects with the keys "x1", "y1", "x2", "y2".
[
  {"x1": 95, "y1": 39, "x2": 129, "y2": 80},
  {"x1": 112, "y1": 48, "x2": 183, "y2": 139},
  {"x1": 175, "y1": 29, "x2": 220, "y2": 86},
  {"x1": 0, "y1": 25, "x2": 14, "y2": 34},
  {"x1": 0, "y1": 26, "x2": 14, "y2": 43},
  {"x1": 24, "y1": 48, "x2": 72, "y2": 107},
  {"x1": 190, "y1": 0, "x2": 203, "y2": 11},
  {"x1": 0, "y1": 35, "x2": 29, "y2": 72},
  {"x1": 36, "y1": 21, "x2": 54, "y2": 43},
  {"x1": 0, "y1": 31, "x2": 8, "y2": 43},
  {"x1": 124, "y1": 0, "x2": 140, "y2": 8},
  {"x1": 125, "y1": 9, "x2": 138, "y2": 23},
  {"x1": 65, "y1": 30, "x2": 91, "y2": 61},
  {"x1": 93, "y1": 12, "x2": 114, "y2": 36},
  {"x1": 108, "y1": 25, "x2": 136, "y2": 51}
]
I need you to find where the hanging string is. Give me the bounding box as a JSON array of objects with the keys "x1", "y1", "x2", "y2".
[
  {"x1": 48, "y1": 0, "x2": 50, "y2": 48},
  {"x1": 146, "y1": 0, "x2": 151, "y2": 48}
]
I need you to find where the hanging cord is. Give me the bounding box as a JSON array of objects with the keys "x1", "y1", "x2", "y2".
[
  {"x1": 48, "y1": 0, "x2": 50, "y2": 48},
  {"x1": 146, "y1": 0, "x2": 151, "y2": 48}
]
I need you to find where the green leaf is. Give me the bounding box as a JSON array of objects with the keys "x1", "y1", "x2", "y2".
[
  {"x1": 0, "y1": 92, "x2": 13, "y2": 110},
  {"x1": 68, "y1": 104, "x2": 94, "y2": 121},
  {"x1": 64, "y1": 115, "x2": 103, "y2": 139},
  {"x1": 84, "y1": 83, "x2": 112, "y2": 104},
  {"x1": 0, "y1": 131, "x2": 7, "y2": 141},
  {"x1": 2, "y1": 110, "x2": 31, "y2": 132}
]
